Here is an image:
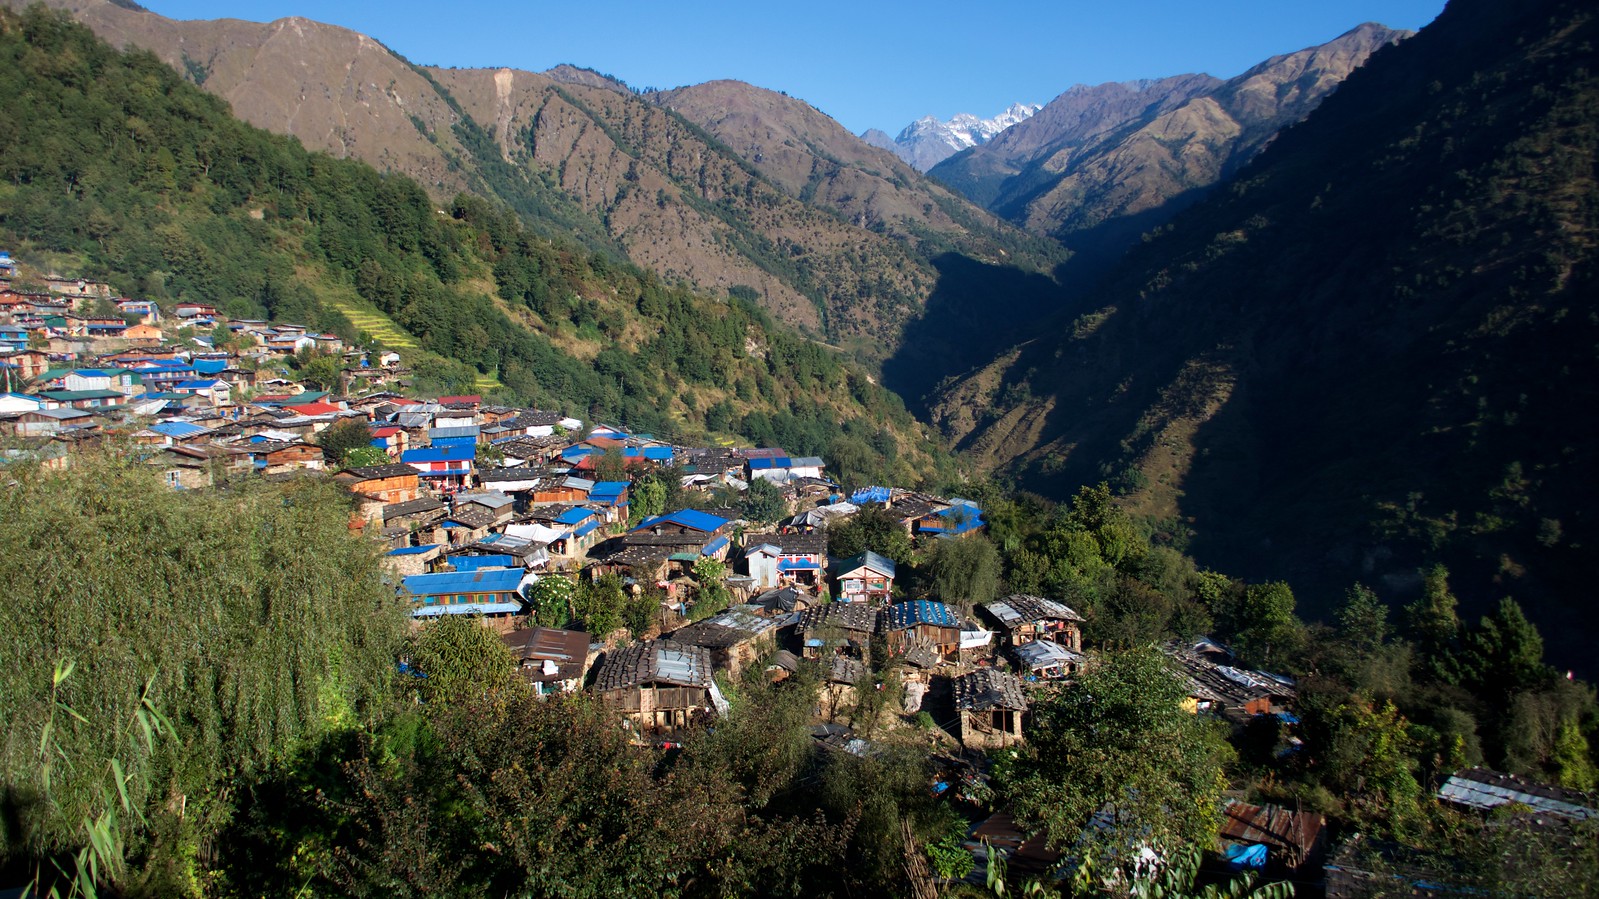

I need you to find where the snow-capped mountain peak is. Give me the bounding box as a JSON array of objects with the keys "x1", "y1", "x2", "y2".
[{"x1": 873, "y1": 102, "x2": 1042, "y2": 171}]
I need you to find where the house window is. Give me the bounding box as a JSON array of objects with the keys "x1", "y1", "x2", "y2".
[{"x1": 164, "y1": 470, "x2": 181, "y2": 488}]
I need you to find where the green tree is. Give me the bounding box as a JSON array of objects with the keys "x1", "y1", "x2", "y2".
[
  {"x1": 1231, "y1": 582, "x2": 1304, "y2": 670},
  {"x1": 826, "y1": 505, "x2": 913, "y2": 564},
  {"x1": 592, "y1": 447, "x2": 628, "y2": 483},
  {"x1": 924, "y1": 534, "x2": 1002, "y2": 612},
  {"x1": 526, "y1": 574, "x2": 577, "y2": 628},
  {"x1": 997, "y1": 648, "x2": 1228, "y2": 870},
  {"x1": 407, "y1": 615, "x2": 517, "y2": 706},
  {"x1": 315, "y1": 417, "x2": 375, "y2": 465},
  {"x1": 0, "y1": 453, "x2": 404, "y2": 893},
  {"x1": 741, "y1": 477, "x2": 788, "y2": 523},
  {"x1": 296, "y1": 352, "x2": 343, "y2": 391},
  {"x1": 342, "y1": 445, "x2": 390, "y2": 468}
]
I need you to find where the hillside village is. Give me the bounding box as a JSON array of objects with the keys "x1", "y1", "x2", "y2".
[{"x1": 9, "y1": 258, "x2": 1590, "y2": 893}]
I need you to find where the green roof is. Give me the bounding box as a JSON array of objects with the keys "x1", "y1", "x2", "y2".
[{"x1": 38, "y1": 389, "x2": 124, "y2": 401}]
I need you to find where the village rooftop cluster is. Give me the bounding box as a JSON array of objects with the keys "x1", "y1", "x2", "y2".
[{"x1": 5, "y1": 259, "x2": 1591, "y2": 889}]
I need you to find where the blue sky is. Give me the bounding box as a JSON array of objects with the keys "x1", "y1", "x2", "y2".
[{"x1": 145, "y1": 0, "x2": 1449, "y2": 135}]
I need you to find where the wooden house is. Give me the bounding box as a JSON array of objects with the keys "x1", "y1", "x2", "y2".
[
  {"x1": 981, "y1": 594, "x2": 1085, "y2": 652},
  {"x1": 500, "y1": 627, "x2": 593, "y2": 697},
  {"x1": 401, "y1": 567, "x2": 526, "y2": 622},
  {"x1": 669, "y1": 608, "x2": 782, "y2": 678},
  {"x1": 829, "y1": 551, "x2": 895, "y2": 604},
  {"x1": 881, "y1": 600, "x2": 961, "y2": 662},
  {"x1": 795, "y1": 602, "x2": 877, "y2": 660},
  {"x1": 591, "y1": 639, "x2": 724, "y2": 733},
  {"x1": 335, "y1": 464, "x2": 422, "y2": 505},
  {"x1": 744, "y1": 531, "x2": 827, "y2": 589},
  {"x1": 952, "y1": 669, "x2": 1029, "y2": 749}
]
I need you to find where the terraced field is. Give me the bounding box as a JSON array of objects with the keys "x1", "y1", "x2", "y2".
[{"x1": 331, "y1": 300, "x2": 417, "y2": 349}]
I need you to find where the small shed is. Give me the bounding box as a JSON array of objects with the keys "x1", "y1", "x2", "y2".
[{"x1": 1012, "y1": 639, "x2": 1086, "y2": 680}]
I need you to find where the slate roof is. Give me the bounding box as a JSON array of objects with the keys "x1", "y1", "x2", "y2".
[
  {"x1": 592, "y1": 639, "x2": 714, "y2": 691},
  {"x1": 339, "y1": 463, "x2": 419, "y2": 481},
  {"x1": 952, "y1": 668, "x2": 1029, "y2": 712},
  {"x1": 670, "y1": 608, "x2": 779, "y2": 649},
  {"x1": 746, "y1": 532, "x2": 826, "y2": 556},
  {"x1": 983, "y1": 595, "x2": 1085, "y2": 628},
  {"x1": 444, "y1": 505, "x2": 497, "y2": 529},
  {"x1": 383, "y1": 496, "x2": 445, "y2": 518},
  {"x1": 797, "y1": 602, "x2": 877, "y2": 634},
  {"x1": 827, "y1": 656, "x2": 868, "y2": 686}
]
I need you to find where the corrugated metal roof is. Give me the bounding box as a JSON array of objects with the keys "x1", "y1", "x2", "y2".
[
  {"x1": 555, "y1": 507, "x2": 597, "y2": 525},
  {"x1": 1437, "y1": 769, "x2": 1597, "y2": 819},
  {"x1": 633, "y1": 509, "x2": 729, "y2": 534},
  {"x1": 831, "y1": 550, "x2": 897, "y2": 579},
  {"x1": 403, "y1": 446, "x2": 474, "y2": 463},
  {"x1": 401, "y1": 567, "x2": 524, "y2": 597},
  {"x1": 885, "y1": 600, "x2": 958, "y2": 630},
  {"x1": 701, "y1": 535, "x2": 730, "y2": 556}
]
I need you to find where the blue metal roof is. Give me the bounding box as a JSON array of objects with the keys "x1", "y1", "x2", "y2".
[
  {"x1": 589, "y1": 480, "x2": 630, "y2": 498},
  {"x1": 777, "y1": 559, "x2": 820, "y2": 571},
  {"x1": 555, "y1": 507, "x2": 596, "y2": 525},
  {"x1": 921, "y1": 501, "x2": 985, "y2": 535},
  {"x1": 561, "y1": 446, "x2": 602, "y2": 459},
  {"x1": 401, "y1": 567, "x2": 524, "y2": 597},
  {"x1": 701, "y1": 535, "x2": 730, "y2": 556},
  {"x1": 149, "y1": 421, "x2": 207, "y2": 438},
  {"x1": 748, "y1": 456, "x2": 793, "y2": 470},
  {"x1": 449, "y1": 554, "x2": 516, "y2": 571},
  {"x1": 632, "y1": 509, "x2": 729, "y2": 534},
  {"x1": 192, "y1": 359, "x2": 228, "y2": 375},
  {"x1": 885, "y1": 600, "x2": 958, "y2": 630},
  {"x1": 642, "y1": 446, "x2": 674, "y2": 461},
  {"x1": 403, "y1": 446, "x2": 474, "y2": 463},
  {"x1": 175, "y1": 379, "x2": 225, "y2": 390},
  {"x1": 571, "y1": 520, "x2": 601, "y2": 538}
]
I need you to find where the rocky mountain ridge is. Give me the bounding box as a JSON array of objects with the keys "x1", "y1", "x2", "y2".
[{"x1": 930, "y1": 23, "x2": 1409, "y2": 258}]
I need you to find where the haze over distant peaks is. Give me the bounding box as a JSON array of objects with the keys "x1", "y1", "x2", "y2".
[{"x1": 863, "y1": 102, "x2": 1042, "y2": 172}]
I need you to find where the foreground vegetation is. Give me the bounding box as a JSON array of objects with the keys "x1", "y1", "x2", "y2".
[{"x1": 2, "y1": 458, "x2": 1594, "y2": 897}]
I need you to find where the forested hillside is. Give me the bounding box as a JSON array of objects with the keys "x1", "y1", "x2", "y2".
[
  {"x1": 7, "y1": 0, "x2": 1066, "y2": 366},
  {"x1": 0, "y1": 7, "x2": 944, "y2": 484},
  {"x1": 928, "y1": 0, "x2": 1599, "y2": 670}
]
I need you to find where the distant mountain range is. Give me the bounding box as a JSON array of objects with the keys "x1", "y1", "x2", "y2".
[
  {"x1": 925, "y1": 0, "x2": 1599, "y2": 667},
  {"x1": 7, "y1": 0, "x2": 1062, "y2": 361},
  {"x1": 931, "y1": 23, "x2": 1407, "y2": 259},
  {"x1": 861, "y1": 102, "x2": 1042, "y2": 172}
]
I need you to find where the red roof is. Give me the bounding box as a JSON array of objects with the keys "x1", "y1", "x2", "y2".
[
  {"x1": 437, "y1": 394, "x2": 481, "y2": 405},
  {"x1": 284, "y1": 401, "x2": 343, "y2": 416},
  {"x1": 371, "y1": 426, "x2": 401, "y2": 437}
]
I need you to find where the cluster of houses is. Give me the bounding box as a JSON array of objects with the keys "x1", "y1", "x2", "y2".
[{"x1": 10, "y1": 261, "x2": 1575, "y2": 892}]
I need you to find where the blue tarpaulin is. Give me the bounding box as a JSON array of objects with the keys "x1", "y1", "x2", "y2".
[{"x1": 1222, "y1": 844, "x2": 1267, "y2": 871}]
